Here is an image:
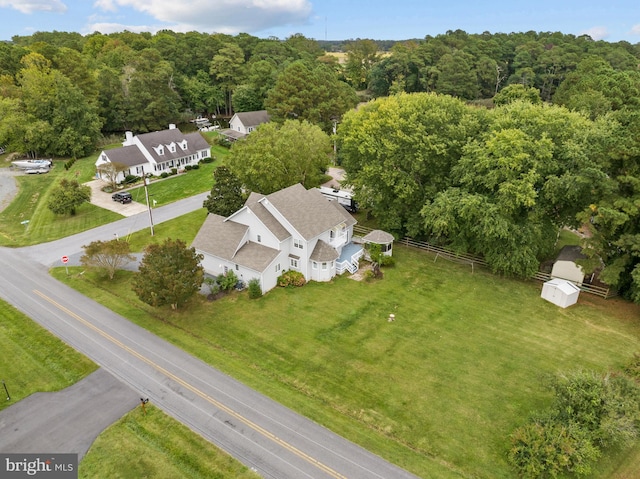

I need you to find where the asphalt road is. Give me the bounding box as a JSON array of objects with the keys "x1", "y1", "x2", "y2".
[{"x1": 0, "y1": 196, "x2": 421, "y2": 479}]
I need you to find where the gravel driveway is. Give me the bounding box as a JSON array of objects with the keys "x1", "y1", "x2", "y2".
[{"x1": 0, "y1": 168, "x2": 19, "y2": 213}]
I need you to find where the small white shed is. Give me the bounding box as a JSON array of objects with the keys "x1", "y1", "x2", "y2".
[{"x1": 541, "y1": 278, "x2": 580, "y2": 308}]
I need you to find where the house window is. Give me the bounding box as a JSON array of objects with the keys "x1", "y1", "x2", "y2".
[
  {"x1": 235, "y1": 264, "x2": 239, "y2": 271},
  {"x1": 322, "y1": 262, "x2": 328, "y2": 270},
  {"x1": 290, "y1": 258, "x2": 298, "y2": 268},
  {"x1": 294, "y1": 239, "x2": 303, "y2": 249},
  {"x1": 330, "y1": 230, "x2": 334, "y2": 239},
  {"x1": 257, "y1": 234, "x2": 261, "y2": 243},
  {"x1": 312, "y1": 261, "x2": 318, "y2": 270},
  {"x1": 224, "y1": 266, "x2": 228, "y2": 274},
  {"x1": 275, "y1": 263, "x2": 281, "y2": 272}
]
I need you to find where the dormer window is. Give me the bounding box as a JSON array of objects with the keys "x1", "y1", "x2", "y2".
[
  {"x1": 180, "y1": 140, "x2": 188, "y2": 150},
  {"x1": 168, "y1": 142, "x2": 176, "y2": 153},
  {"x1": 154, "y1": 145, "x2": 164, "y2": 155}
]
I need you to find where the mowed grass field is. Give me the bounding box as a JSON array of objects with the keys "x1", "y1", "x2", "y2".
[
  {"x1": 53, "y1": 245, "x2": 640, "y2": 479},
  {"x1": 0, "y1": 299, "x2": 97, "y2": 411}
]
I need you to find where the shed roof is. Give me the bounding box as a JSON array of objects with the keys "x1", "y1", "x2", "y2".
[
  {"x1": 556, "y1": 245, "x2": 586, "y2": 262},
  {"x1": 545, "y1": 278, "x2": 581, "y2": 294}
]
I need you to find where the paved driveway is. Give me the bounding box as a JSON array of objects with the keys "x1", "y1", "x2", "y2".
[
  {"x1": 85, "y1": 179, "x2": 148, "y2": 217},
  {"x1": 0, "y1": 369, "x2": 139, "y2": 460}
]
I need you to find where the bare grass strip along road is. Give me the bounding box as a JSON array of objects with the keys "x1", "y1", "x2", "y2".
[{"x1": 0, "y1": 247, "x2": 420, "y2": 479}]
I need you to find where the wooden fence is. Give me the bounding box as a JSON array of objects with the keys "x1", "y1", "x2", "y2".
[{"x1": 353, "y1": 225, "x2": 617, "y2": 299}]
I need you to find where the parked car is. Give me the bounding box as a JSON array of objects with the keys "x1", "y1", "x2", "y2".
[
  {"x1": 111, "y1": 192, "x2": 133, "y2": 204},
  {"x1": 25, "y1": 167, "x2": 49, "y2": 174}
]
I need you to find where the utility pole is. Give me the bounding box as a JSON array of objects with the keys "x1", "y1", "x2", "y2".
[{"x1": 143, "y1": 175, "x2": 154, "y2": 236}]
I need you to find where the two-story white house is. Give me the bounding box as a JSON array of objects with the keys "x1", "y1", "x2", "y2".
[
  {"x1": 191, "y1": 183, "x2": 364, "y2": 294},
  {"x1": 95, "y1": 125, "x2": 211, "y2": 183}
]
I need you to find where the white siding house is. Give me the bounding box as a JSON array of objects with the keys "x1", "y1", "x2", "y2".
[
  {"x1": 95, "y1": 125, "x2": 211, "y2": 183},
  {"x1": 221, "y1": 110, "x2": 270, "y2": 141},
  {"x1": 192, "y1": 184, "x2": 363, "y2": 294}
]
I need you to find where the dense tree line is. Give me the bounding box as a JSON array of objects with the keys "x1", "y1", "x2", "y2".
[{"x1": 0, "y1": 30, "x2": 354, "y2": 157}]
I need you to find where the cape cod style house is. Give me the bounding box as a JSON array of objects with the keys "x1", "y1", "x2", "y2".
[
  {"x1": 95, "y1": 125, "x2": 211, "y2": 183},
  {"x1": 191, "y1": 183, "x2": 365, "y2": 294}
]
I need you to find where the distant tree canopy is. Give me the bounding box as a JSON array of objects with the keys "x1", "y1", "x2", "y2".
[{"x1": 2, "y1": 28, "x2": 640, "y2": 159}]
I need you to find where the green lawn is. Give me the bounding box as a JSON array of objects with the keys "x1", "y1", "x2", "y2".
[
  {"x1": 0, "y1": 299, "x2": 97, "y2": 411},
  {"x1": 125, "y1": 145, "x2": 228, "y2": 207},
  {"x1": 0, "y1": 153, "x2": 123, "y2": 247},
  {"x1": 0, "y1": 143, "x2": 227, "y2": 247},
  {"x1": 79, "y1": 406, "x2": 259, "y2": 479},
  {"x1": 52, "y1": 246, "x2": 640, "y2": 479}
]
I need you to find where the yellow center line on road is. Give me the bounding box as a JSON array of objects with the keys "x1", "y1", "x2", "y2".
[{"x1": 34, "y1": 289, "x2": 347, "y2": 479}]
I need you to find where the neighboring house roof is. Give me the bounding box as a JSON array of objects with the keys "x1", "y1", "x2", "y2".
[
  {"x1": 136, "y1": 129, "x2": 210, "y2": 164},
  {"x1": 267, "y1": 184, "x2": 355, "y2": 240},
  {"x1": 235, "y1": 110, "x2": 270, "y2": 128},
  {"x1": 310, "y1": 240, "x2": 340, "y2": 262},
  {"x1": 556, "y1": 245, "x2": 586, "y2": 262},
  {"x1": 102, "y1": 145, "x2": 148, "y2": 168},
  {"x1": 363, "y1": 229, "x2": 395, "y2": 244}
]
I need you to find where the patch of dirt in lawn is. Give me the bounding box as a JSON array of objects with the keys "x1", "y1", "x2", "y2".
[{"x1": 349, "y1": 263, "x2": 371, "y2": 281}]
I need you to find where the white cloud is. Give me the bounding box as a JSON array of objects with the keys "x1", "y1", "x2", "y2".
[
  {"x1": 631, "y1": 24, "x2": 640, "y2": 35},
  {"x1": 0, "y1": 0, "x2": 67, "y2": 14},
  {"x1": 93, "y1": 0, "x2": 116, "y2": 13},
  {"x1": 92, "y1": 0, "x2": 312, "y2": 34},
  {"x1": 579, "y1": 26, "x2": 609, "y2": 41}
]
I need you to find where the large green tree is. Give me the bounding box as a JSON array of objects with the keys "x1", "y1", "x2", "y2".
[
  {"x1": 227, "y1": 119, "x2": 331, "y2": 195},
  {"x1": 17, "y1": 52, "x2": 102, "y2": 157},
  {"x1": 80, "y1": 239, "x2": 135, "y2": 279},
  {"x1": 203, "y1": 166, "x2": 245, "y2": 216},
  {"x1": 340, "y1": 92, "x2": 483, "y2": 236},
  {"x1": 422, "y1": 101, "x2": 610, "y2": 276},
  {"x1": 265, "y1": 60, "x2": 358, "y2": 132},
  {"x1": 133, "y1": 239, "x2": 204, "y2": 310},
  {"x1": 47, "y1": 179, "x2": 91, "y2": 216}
]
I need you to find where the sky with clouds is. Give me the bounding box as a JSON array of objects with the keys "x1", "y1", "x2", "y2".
[{"x1": 0, "y1": 0, "x2": 639, "y2": 43}]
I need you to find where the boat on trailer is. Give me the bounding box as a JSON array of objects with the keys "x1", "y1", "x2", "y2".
[{"x1": 11, "y1": 159, "x2": 52, "y2": 169}]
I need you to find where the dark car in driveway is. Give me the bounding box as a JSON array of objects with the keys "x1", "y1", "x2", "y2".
[{"x1": 111, "y1": 192, "x2": 132, "y2": 204}]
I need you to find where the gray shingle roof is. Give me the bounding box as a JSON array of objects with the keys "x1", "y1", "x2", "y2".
[
  {"x1": 192, "y1": 214, "x2": 280, "y2": 273},
  {"x1": 265, "y1": 184, "x2": 354, "y2": 240},
  {"x1": 191, "y1": 214, "x2": 248, "y2": 261},
  {"x1": 309, "y1": 240, "x2": 339, "y2": 262},
  {"x1": 103, "y1": 145, "x2": 148, "y2": 167},
  {"x1": 363, "y1": 229, "x2": 394, "y2": 244},
  {"x1": 136, "y1": 129, "x2": 209, "y2": 164},
  {"x1": 244, "y1": 194, "x2": 290, "y2": 242},
  {"x1": 235, "y1": 110, "x2": 270, "y2": 127}
]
